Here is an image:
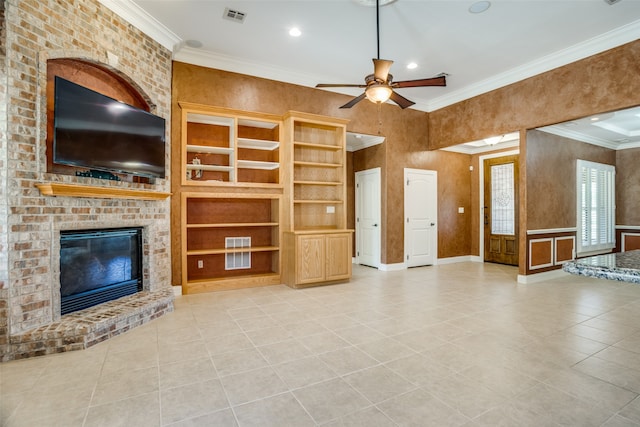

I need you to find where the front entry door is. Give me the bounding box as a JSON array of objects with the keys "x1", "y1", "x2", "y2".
[{"x1": 484, "y1": 155, "x2": 519, "y2": 265}]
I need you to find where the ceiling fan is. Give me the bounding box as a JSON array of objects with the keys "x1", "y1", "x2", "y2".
[{"x1": 316, "y1": 0, "x2": 446, "y2": 109}]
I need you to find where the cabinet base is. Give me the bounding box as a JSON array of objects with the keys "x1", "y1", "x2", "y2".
[
  {"x1": 284, "y1": 278, "x2": 350, "y2": 289},
  {"x1": 183, "y1": 273, "x2": 281, "y2": 294}
]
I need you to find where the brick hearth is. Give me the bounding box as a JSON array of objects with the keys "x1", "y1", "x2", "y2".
[{"x1": 8, "y1": 288, "x2": 174, "y2": 360}]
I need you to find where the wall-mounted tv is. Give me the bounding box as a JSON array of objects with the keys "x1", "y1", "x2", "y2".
[{"x1": 53, "y1": 76, "x2": 166, "y2": 179}]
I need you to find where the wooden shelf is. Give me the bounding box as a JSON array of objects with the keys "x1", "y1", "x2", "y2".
[
  {"x1": 292, "y1": 227, "x2": 349, "y2": 233},
  {"x1": 183, "y1": 272, "x2": 281, "y2": 294},
  {"x1": 238, "y1": 138, "x2": 279, "y2": 150},
  {"x1": 187, "y1": 222, "x2": 278, "y2": 229},
  {"x1": 36, "y1": 183, "x2": 171, "y2": 200},
  {"x1": 294, "y1": 180, "x2": 342, "y2": 186},
  {"x1": 187, "y1": 112, "x2": 234, "y2": 127},
  {"x1": 186, "y1": 164, "x2": 233, "y2": 172},
  {"x1": 294, "y1": 199, "x2": 343, "y2": 204},
  {"x1": 294, "y1": 141, "x2": 342, "y2": 150},
  {"x1": 187, "y1": 246, "x2": 279, "y2": 256},
  {"x1": 186, "y1": 144, "x2": 234, "y2": 155},
  {"x1": 237, "y1": 160, "x2": 279, "y2": 170},
  {"x1": 294, "y1": 161, "x2": 341, "y2": 168}
]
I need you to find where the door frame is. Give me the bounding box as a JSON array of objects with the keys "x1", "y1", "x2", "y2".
[
  {"x1": 478, "y1": 149, "x2": 519, "y2": 262},
  {"x1": 404, "y1": 168, "x2": 438, "y2": 267},
  {"x1": 355, "y1": 167, "x2": 381, "y2": 268}
]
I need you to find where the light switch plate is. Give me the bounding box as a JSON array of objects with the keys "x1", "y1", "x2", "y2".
[
  {"x1": 458, "y1": 207, "x2": 464, "y2": 214},
  {"x1": 326, "y1": 206, "x2": 335, "y2": 214}
]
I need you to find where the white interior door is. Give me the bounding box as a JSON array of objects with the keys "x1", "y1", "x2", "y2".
[
  {"x1": 356, "y1": 168, "x2": 381, "y2": 268},
  {"x1": 404, "y1": 168, "x2": 437, "y2": 267}
]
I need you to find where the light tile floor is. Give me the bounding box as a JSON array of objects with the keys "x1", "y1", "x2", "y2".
[{"x1": 3, "y1": 262, "x2": 640, "y2": 426}]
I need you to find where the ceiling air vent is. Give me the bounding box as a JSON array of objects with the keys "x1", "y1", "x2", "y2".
[{"x1": 223, "y1": 7, "x2": 247, "y2": 23}]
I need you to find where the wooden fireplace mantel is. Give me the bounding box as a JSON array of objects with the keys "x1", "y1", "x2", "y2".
[{"x1": 36, "y1": 182, "x2": 171, "y2": 200}]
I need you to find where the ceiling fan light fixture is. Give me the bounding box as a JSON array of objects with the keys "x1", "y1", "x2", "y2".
[{"x1": 365, "y1": 84, "x2": 393, "y2": 103}]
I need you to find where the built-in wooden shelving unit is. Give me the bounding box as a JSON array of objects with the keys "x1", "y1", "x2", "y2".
[{"x1": 282, "y1": 111, "x2": 353, "y2": 288}]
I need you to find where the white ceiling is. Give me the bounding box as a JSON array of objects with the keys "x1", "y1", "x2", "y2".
[
  {"x1": 101, "y1": 0, "x2": 640, "y2": 113},
  {"x1": 538, "y1": 105, "x2": 640, "y2": 150}
]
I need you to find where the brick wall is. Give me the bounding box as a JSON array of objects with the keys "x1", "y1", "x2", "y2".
[
  {"x1": 1, "y1": 0, "x2": 173, "y2": 359},
  {"x1": 1, "y1": 1, "x2": 9, "y2": 353}
]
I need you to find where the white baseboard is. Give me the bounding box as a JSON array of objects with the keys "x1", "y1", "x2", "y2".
[
  {"x1": 437, "y1": 255, "x2": 482, "y2": 265},
  {"x1": 379, "y1": 262, "x2": 406, "y2": 271},
  {"x1": 517, "y1": 269, "x2": 568, "y2": 284},
  {"x1": 379, "y1": 256, "x2": 482, "y2": 270}
]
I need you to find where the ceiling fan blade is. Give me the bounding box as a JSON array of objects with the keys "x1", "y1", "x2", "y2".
[
  {"x1": 389, "y1": 90, "x2": 415, "y2": 109},
  {"x1": 392, "y1": 76, "x2": 446, "y2": 88},
  {"x1": 316, "y1": 83, "x2": 367, "y2": 88},
  {"x1": 339, "y1": 93, "x2": 367, "y2": 109},
  {"x1": 373, "y1": 59, "x2": 393, "y2": 82}
]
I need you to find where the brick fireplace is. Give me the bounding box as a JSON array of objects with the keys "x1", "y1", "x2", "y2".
[{"x1": 0, "y1": 0, "x2": 177, "y2": 361}]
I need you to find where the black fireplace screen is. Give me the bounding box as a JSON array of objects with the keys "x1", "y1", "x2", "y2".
[{"x1": 60, "y1": 227, "x2": 142, "y2": 315}]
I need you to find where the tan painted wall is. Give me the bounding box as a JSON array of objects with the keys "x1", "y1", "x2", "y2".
[
  {"x1": 526, "y1": 130, "x2": 615, "y2": 230},
  {"x1": 616, "y1": 148, "x2": 640, "y2": 226}
]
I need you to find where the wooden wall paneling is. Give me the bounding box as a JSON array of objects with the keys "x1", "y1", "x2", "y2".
[
  {"x1": 622, "y1": 233, "x2": 640, "y2": 252},
  {"x1": 529, "y1": 238, "x2": 553, "y2": 270},
  {"x1": 554, "y1": 236, "x2": 575, "y2": 264}
]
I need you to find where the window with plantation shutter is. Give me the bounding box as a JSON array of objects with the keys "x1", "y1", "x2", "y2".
[{"x1": 576, "y1": 160, "x2": 615, "y2": 256}]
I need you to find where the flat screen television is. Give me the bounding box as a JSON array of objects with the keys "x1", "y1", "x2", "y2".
[{"x1": 53, "y1": 76, "x2": 166, "y2": 179}]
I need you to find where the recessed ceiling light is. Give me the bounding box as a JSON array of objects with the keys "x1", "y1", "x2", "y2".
[
  {"x1": 590, "y1": 117, "x2": 600, "y2": 121},
  {"x1": 289, "y1": 27, "x2": 302, "y2": 37},
  {"x1": 469, "y1": 1, "x2": 491, "y2": 14},
  {"x1": 407, "y1": 62, "x2": 418, "y2": 70},
  {"x1": 185, "y1": 40, "x2": 203, "y2": 48}
]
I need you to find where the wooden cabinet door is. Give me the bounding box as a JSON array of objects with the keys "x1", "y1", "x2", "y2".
[
  {"x1": 325, "y1": 233, "x2": 351, "y2": 281},
  {"x1": 296, "y1": 235, "x2": 325, "y2": 284}
]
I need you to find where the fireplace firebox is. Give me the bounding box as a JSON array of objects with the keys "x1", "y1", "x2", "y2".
[{"x1": 60, "y1": 227, "x2": 143, "y2": 315}]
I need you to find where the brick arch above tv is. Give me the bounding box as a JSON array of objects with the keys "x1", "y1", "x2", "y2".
[{"x1": 47, "y1": 58, "x2": 151, "y2": 111}]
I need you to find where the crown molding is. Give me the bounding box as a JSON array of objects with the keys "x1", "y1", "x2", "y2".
[
  {"x1": 346, "y1": 132, "x2": 385, "y2": 152},
  {"x1": 441, "y1": 140, "x2": 519, "y2": 155},
  {"x1": 175, "y1": 47, "x2": 339, "y2": 91},
  {"x1": 97, "y1": 0, "x2": 181, "y2": 51},
  {"x1": 425, "y1": 19, "x2": 640, "y2": 112},
  {"x1": 537, "y1": 126, "x2": 640, "y2": 151}
]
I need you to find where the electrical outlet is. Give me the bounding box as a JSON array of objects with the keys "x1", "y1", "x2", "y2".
[
  {"x1": 326, "y1": 206, "x2": 335, "y2": 214},
  {"x1": 197, "y1": 260, "x2": 203, "y2": 269},
  {"x1": 458, "y1": 207, "x2": 464, "y2": 214}
]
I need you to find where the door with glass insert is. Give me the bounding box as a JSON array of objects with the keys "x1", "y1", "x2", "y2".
[{"x1": 484, "y1": 155, "x2": 519, "y2": 265}]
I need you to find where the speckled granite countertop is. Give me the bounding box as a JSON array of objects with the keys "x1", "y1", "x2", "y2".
[{"x1": 562, "y1": 250, "x2": 640, "y2": 283}]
